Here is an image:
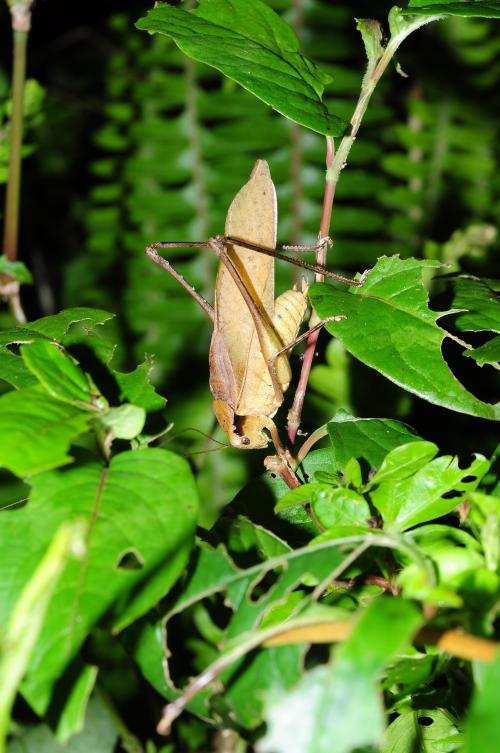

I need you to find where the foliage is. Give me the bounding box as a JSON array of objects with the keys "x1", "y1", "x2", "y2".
[{"x1": 0, "y1": 1, "x2": 499, "y2": 753}]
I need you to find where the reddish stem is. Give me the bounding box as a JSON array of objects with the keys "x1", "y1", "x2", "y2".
[{"x1": 287, "y1": 137, "x2": 336, "y2": 445}]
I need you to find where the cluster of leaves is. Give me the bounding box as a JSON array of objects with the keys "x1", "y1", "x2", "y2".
[
  {"x1": 0, "y1": 1, "x2": 499, "y2": 752},
  {"x1": 0, "y1": 309, "x2": 198, "y2": 747}
]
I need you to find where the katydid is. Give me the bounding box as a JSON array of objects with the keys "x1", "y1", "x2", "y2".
[{"x1": 146, "y1": 160, "x2": 358, "y2": 453}]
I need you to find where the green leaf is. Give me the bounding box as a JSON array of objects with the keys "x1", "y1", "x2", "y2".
[
  {"x1": 468, "y1": 491, "x2": 500, "y2": 571},
  {"x1": 51, "y1": 664, "x2": 98, "y2": 742},
  {"x1": 114, "y1": 359, "x2": 166, "y2": 412},
  {"x1": 312, "y1": 487, "x2": 371, "y2": 530},
  {"x1": 20, "y1": 341, "x2": 105, "y2": 410},
  {"x1": 371, "y1": 453, "x2": 489, "y2": 530},
  {"x1": 449, "y1": 276, "x2": 500, "y2": 333},
  {"x1": 274, "y1": 483, "x2": 327, "y2": 512},
  {"x1": 0, "y1": 386, "x2": 90, "y2": 476},
  {"x1": 389, "y1": 5, "x2": 446, "y2": 36},
  {"x1": 0, "y1": 523, "x2": 85, "y2": 753},
  {"x1": 136, "y1": 1, "x2": 346, "y2": 136},
  {"x1": 464, "y1": 336, "x2": 500, "y2": 368},
  {"x1": 327, "y1": 414, "x2": 422, "y2": 471},
  {"x1": 357, "y1": 19, "x2": 383, "y2": 69},
  {"x1": 275, "y1": 483, "x2": 371, "y2": 531},
  {"x1": 0, "y1": 328, "x2": 51, "y2": 390},
  {"x1": 369, "y1": 441, "x2": 439, "y2": 486},
  {"x1": 381, "y1": 709, "x2": 462, "y2": 753},
  {"x1": 0, "y1": 310, "x2": 115, "y2": 391},
  {"x1": 6, "y1": 696, "x2": 118, "y2": 753},
  {"x1": 309, "y1": 257, "x2": 500, "y2": 420},
  {"x1": 93, "y1": 404, "x2": 146, "y2": 440},
  {"x1": 0, "y1": 448, "x2": 198, "y2": 717},
  {"x1": 223, "y1": 645, "x2": 305, "y2": 730},
  {"x1": 26, "y1": 308, "x2": 114, "y2": 340},
  {"x1": 463, "y1": 651, "x2": 500, "y2": 753},
  {"x1": 258, "y1": 598, "x2": 422, "y2": 753},
  {"x1": 0, "y1": 256, "x2": 32, "y2": 284},
  {"x1": 401, "y1": 526, "x2": 493, "y2": 603},
  {"x1": 404, "y1": 1, "x2": 500, "y2": 18}
]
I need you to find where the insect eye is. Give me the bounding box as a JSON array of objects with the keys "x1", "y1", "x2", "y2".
[{"x1": 241, "y1": 436, "x2": 251, "y2": 446}]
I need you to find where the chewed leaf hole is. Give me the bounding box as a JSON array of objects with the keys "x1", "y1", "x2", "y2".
[
  {"x1": 248, "y1": 565, "x2": 284, "y2": 603},
  {"x1": 6, "y1": 343, "x2": 23, "y2": 356},
  {"x1": 418, "y1": 716, "x2": 434, "y2": 727},
  {"x1": 115, "y1": 548, "x2": 144, "y2": 571}
]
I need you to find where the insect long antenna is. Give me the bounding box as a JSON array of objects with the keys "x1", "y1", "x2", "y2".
[{"x1": 171, "y1": 427, "x2": 230, "y2": 453}]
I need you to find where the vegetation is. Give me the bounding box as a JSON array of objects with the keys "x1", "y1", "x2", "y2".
[{"x1": 0, "y1": 1, "x2": 499, "y2": 751}]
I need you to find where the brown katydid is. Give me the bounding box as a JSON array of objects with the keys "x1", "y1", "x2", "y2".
[{"x1": 146, "y1": 160, "x2": 359, "y2": 454}]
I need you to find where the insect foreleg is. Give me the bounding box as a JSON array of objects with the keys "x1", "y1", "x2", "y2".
[
  {"x1": 145, "y1": 243, "x2": 214, "y2": 322},
  {"x1": 223, "y1": 235, "x2": 360, "y2": 287}
]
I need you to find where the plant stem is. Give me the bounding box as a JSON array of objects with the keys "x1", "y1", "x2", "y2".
[
  {"x1": 287, "y1": 11, "x2": 442, "y2": 446},
  {"x1": 1, "y1": 1, "x2": 33, "y2": 322},
  {"x1": 287, "y1": 136, "x2": 335, "y2": 444}
]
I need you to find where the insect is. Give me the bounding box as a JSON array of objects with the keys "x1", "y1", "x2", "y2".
[{"x1": 146, "y1": 160, "x2": 355, "y2": 453}]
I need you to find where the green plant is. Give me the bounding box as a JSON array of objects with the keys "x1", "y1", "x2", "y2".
[{"x1": 0, "y1": 1, "x2": 499, "y2": 752}]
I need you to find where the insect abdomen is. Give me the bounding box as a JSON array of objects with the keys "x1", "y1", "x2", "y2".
[{"x1": 273, "y1": 289, "x2": 308, "y2": 346}]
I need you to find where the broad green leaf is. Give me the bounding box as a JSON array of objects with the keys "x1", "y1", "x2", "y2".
[
  {"x1": 0, "y1": 309, "x2": 115, "y2": 390},
  {"x1": 398, "y1": 527, "x2": 491, "y2": 604},
  {"x1": 463, "y1": 650, "x2": 500, "y2": 753},
  {"x1": 404, "y1": 1, "x2": 500, "y2": 18},
  {"x1": 309, "y1": 257, "x2": 500, "y2": 420},
  {"x1": 312, "y1": 488, "x2": 371, "y2": 530},
  {"x1": 0, "y1": 256, "x2": 32, "y2": 284},
  {"x1": 114, "y1": 359, "x2": 166, "y2": 412},
  {"x1": 26, "y1": 308, "x2": 114, "y2": 340},
  {"x1": 464, "y1": 335, "x2": 500, "y2": 368},
  {"x1": 276, "y1": 485, "x2": 371, "y2": 530},
  {"x1": 219, "y1": 515, "x2": 291, "y2": 561},
  {"x1": 343, "y1": 457, "x2": 362, "y2": 488},
  {"x1": 327, "y1": 414, "x2": 422, "y2": 471},
  {"x1": 223, "y1": 645, "x2": 305, "y2": 730},
  {"x1": 0, "y1": 351, "x2": 37, "y2": 390},
  {"x1": 0, "y1": 386, "x2": 90, "y2": 476},
  {"x1": 275, "y1": 483, "x2": 328, "y2": 512},
  {"x1": 28, "y1": 308, "x2": 117, "y2": 365},
  {"x1": 0, "y1": 523, "x2": 85, "y2": 753},
  {"x1": 136, "y1": 0, "x2": 346, "y2": 136},
  {"x1": 399, "y1": 524, "x2": 487, "y2": 603},
  {"x1": 371, "y1": 453, "x2": 489, "y2": 530},
  {"x1": 21, "y1": 341, "x2": 105, "y2": 409},
  {"x1": 93, "y1": 404, "x2": 146, "y2": 440},
  {"x1": 381, "y1": 709, "x2": 462, "y2": 753},
  {"x1": 5, "y1": 696, "x2": 118, "y2": 753},
  {"x1": 258, "y1": 598, "x2": 422, "y2": 753},
  {"x1": 140, "y1": 531, "x2": 421, "y2": 726},
  {"x1": 468, "y1": 491, "x2": 500, "y2": 571},
  {"x1": 0, "y1": 327, "x2": 51, "y2": 390},
  {"x1": 449, "y1": 277, "x2": 500, "y2": 333},
  {"x1": 0, "y1": 448, "x2": 198, "y2": 717},
  {"x1": 369, "y1": 441, "x2": 439, "y2": 486}
]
